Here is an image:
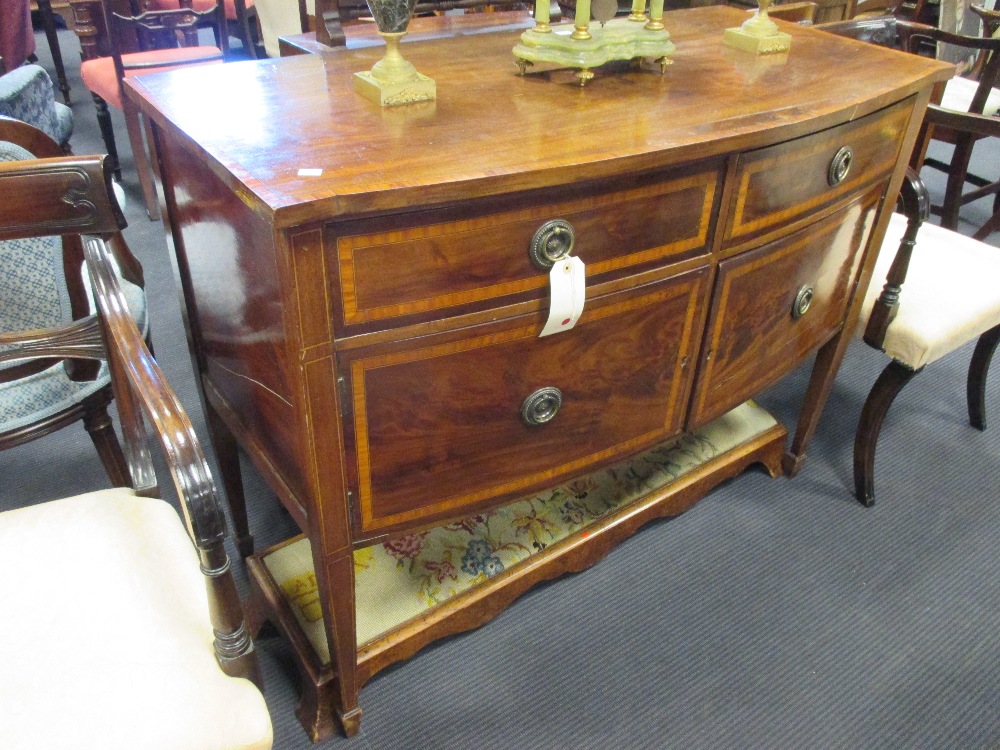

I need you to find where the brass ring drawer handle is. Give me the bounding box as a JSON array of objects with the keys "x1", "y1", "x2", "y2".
[
  {"x1": 530, "y1": 219, "x2": 575, "y2": 270},
  {"x1": 828, "y1": 146, "x2": 853, "y2": 187},
  {"x1": 521, "y1": 386, "x2": 563, "y2": 426},
  {"x1": 792, "y1": 284, "x2": 814, "y2": 319}
]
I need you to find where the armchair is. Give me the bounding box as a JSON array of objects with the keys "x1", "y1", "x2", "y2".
[
  {"x1": 0, "y1": 116, "x2": 145, "y2": 488},
  {"x1": 0, "y1": 151, "x2": 273, "y2": 750}
]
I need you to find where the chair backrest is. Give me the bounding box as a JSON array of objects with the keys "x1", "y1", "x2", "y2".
[
  {"x1": 897, "y1": 21, "x2": 1000, "y2": 111},
  {"x1": 0, "y1": 117, "x2": 115, "y2": 389},
  {"x1": 862, "y1": 168, "x2": 929, "y2": 350},
  {"x1": 0, "y1": 116, "x2": 144, "y2": 389},
  {"x1": 100, "y1": 0, "x2": 228, "y2": 82}
]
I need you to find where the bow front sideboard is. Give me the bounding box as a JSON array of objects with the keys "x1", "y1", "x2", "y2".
[{"x1": 125, "y1": 9, "x2": 951, "y2": 740}]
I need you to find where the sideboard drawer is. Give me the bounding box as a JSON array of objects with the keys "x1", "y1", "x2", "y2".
[
  {"x1": 341, "y1": 264, "x2": 712, "y2": 536},
  {"x1": 689, "y1": 191, "x2": 881, "y2": 427},
  {"x1": 722, "y1": 99, "x2": 911, "y2": 248},
  {"x1": 330, "y1": 164, "x2": 721, "y2": 334}
]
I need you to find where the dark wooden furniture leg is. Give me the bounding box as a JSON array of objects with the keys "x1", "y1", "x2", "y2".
[
  {"x1": 92, "y1": 94, "x2": 122, "y2": 180},
  {"x1": 853, "y1": 360, "x2": 922, "y2": 507},
  {"x1": 314, "y1": 548, "x2": 362, "y2": 738},
  {"x1": 205, "y1": 402, "x2": 255, "y2": 558},
  {"x1": 783, "y1": 328, "x2": 853, "y2": 477},
  {"x1": 123, "y1": 99, "x2": 160, "y2": 221},
  {"x1": 36, "y1": 0, "x2": 71, "y2": 104},
  {"x1": 968, "y1": 324, "x2": 1000, "y2": 431},
  {"x1": 81, "y1": 389, "x2": 131, "y2": 487}
]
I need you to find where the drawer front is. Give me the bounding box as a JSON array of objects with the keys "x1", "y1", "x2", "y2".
[
  {"x1": 723, "y1": 99, "x2": 911, "y2": 247},
  {"x1": 331, "y1": 164, "x2": 721, "y2": 333},
  {"x1": 342, "y1": 266, "x2": 711, "y2": 536},
  {"x1": 689, "y1": 191, "x2": 881, "y2": 427}
]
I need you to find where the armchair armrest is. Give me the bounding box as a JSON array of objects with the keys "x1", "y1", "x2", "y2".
[{"x1": 0, "y1": 154, "x2": 258, "y2": 682}]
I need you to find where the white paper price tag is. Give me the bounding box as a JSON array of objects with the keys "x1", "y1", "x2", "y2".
[{"x1": 539, "y1": 256, "x2": 586, "y2": 337}]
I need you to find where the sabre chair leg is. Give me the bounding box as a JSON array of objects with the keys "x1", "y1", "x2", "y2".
[
  {"x1": 854, "y1": 360, "x2": 922, "y2": 507},
  {"x1": 968, "y1": 324, "x2": 1000, "y2": 431}
]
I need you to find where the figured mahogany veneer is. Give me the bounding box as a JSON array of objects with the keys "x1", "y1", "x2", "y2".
[{"x1": 124, "y1": 8, "x2": 952, "y2": 740}]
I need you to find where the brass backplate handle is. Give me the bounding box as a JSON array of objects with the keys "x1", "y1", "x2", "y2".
[
  {"x1": 529, "y1": 219, "x2": 575, "y2": 270},
  {"x1": 828, "y1": 146, "x2": 853, "y2": 187},
  {"x1": 521, "y1": 386, "x2": 563, "y2": 426},
  {"x1": 792, "y1": 284, "x2": 814, "y2": 319}
]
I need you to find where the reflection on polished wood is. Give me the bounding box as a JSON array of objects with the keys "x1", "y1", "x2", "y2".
[{"x1": 125, "y1": 7, "x2": 952, "y2": 740}]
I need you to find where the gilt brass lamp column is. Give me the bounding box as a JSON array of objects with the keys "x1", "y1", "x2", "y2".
[{"x1": 353, "y1": 0, "x2": 436, "y2": 106}]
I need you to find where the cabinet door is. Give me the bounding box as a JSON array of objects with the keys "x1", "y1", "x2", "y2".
[
  {"x1": 340, "y1": 266, "x2": 711, "y2": 537},
  {"x1": 689, "y1": 191, "x2": 880, "y2": 427}
]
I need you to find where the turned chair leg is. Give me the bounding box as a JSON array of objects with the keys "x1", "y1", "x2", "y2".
[
  {"x1": 91, "y1": 94, "x2": 122, "y2": 181},
  {"x1": 854, "y1": 360, "x2": 923, "y2": 507},
  {"x1": 81, "y1": 390, "x2": 130, "y2": 488},
  {"x1": 968, "y1": 324, "x2": 1000, "y2": 431}
]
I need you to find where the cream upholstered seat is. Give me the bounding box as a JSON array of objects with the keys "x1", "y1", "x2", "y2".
[
  {"x1": 852, "y1": 171, "x2": 1000, "y2": 505},
  {"x1": 860, "y1": 212, "x2": 1000, "y2": 370},
  {"x1": 0, "y1": 491, "x2": 272, "y2": 750},
  {"x1": 0, "y1": 153, "x2": 272, "y2": 750},
  {"x1": 939, "y1": 75, "x2": 1000, "y2": 118}
]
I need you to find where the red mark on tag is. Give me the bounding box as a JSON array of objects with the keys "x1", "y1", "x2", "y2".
[{"x1": 562, "y1": 319, "x2": 571, "y2": 325}]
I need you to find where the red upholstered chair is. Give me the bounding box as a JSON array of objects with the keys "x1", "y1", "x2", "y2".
[
  {"x1": 142, "y1": 0, "x2": 261, "y2": 59},
  {"x1": 80, "y1": 0, "x2": 227, "y2": 220}
]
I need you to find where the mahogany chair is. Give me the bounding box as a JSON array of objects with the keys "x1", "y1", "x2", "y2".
[
  {"x1": 0, "y1": 152, "x2": 273, "y2": 750},
  {"x1": 80, "y1": 0, "x2": 228, "y2": 220},
  {"x1": 142, "y1": 0, "x2": 262, "y2": 58},
  {"x1": 899, "y1": 21, "x2": 1000, "y2": 238},
  {"x1": 0, "y1": 115, "x2": 146, "y2": 488},
  {"x1": 853, "y1": 169, "x2": 1000, "y2": 505}
]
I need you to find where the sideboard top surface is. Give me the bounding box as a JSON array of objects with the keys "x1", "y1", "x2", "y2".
[{"x1": 127, "y1": 6, "x2": 951, "y2": 226}]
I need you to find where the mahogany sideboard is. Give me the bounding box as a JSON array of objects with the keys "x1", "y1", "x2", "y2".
[{"x1": 125, "y1": 8, "x2": 951, "y2": 740}]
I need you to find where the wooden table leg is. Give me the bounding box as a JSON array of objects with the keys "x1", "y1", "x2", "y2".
[{"x1": 783, "y1": 328, "x2": 853, "y2": 477}]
